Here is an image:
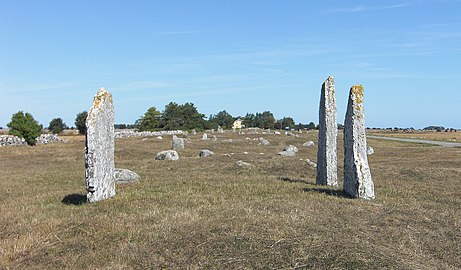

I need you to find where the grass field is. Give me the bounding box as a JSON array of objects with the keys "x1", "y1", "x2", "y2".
[
  {"x1": 1, "y1": 131, "x2": 460, "y2": 269},
  {"x1": 368, "y1": 130, "x2": 461, "y2": 142}
]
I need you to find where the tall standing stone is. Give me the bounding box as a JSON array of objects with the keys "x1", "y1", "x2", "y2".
[
  {"x1": 343, "y1": 85, "x2": 375, "y2": 199},
  {"x1": 85, "y1": 87, "x2": 116, "y2": 203},
  {"x1": 316, "y1": 76, "x2": 338, "y2": 186}
]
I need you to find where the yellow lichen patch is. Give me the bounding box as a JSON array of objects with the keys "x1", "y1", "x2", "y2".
[
  {"x1": 351, "y1": 84, "x2": 364, "y2": 104},
  {"x1": 92, "y1": 87, "x2": 111, "y2": 109}
]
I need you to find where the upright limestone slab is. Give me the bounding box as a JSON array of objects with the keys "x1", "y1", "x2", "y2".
[
  {"x1": 343, "y1": 85, "x2": 375, "y2": 199},
  {"x1": 316, "y1": 76, "x2": 338, "y2": 186},
  {"x1": 85, "y1": 87, "x2": 116, "y2": 202}
]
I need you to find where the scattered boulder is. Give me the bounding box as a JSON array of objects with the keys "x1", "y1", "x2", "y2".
[
  {"x1": 199, "y1": 149, "x2": 214, "y2": 157},
  {"x1": 259, "y1": 138, "x2": 270, "y2": 145},
  {"x1": 236, "y1": 160, "x2": 252, "y2": 168},
  {"x1": 306, "y1": 159, "x2": 317, "y2": 168},
  {"x1": 202, "y1": 133, "x2": 208, "y2": 140},
  {"x1": 303, "y1": 141, "x2": 315, "y2": 147},
  {"x1": 367, "y1": 146, "x2": 374, "y2": 155},
  {"x1": 278, "y1": 151, "x2": 296, "y2": 157},
  {"x1": 114, "y1": 168, "x2": 140, "y2": 184},
  {"x1": 283, "y1": 145, "x2": 298, "y2": 153},
  {"x1": 155, "y1": 150, "x2": 179, "y2": 161},
  {"x1": 274, "y1": 131, "x2": 281, "y2": 135},
  {"x1": 157, "y1": 136, "x2": 163, "y2": 140},
  {"x1": 192, "y1": 129, "x2": 197, "y2": 135},
  {"x1": 223, "y1": 139, "x2": 233, "y2": 143}
]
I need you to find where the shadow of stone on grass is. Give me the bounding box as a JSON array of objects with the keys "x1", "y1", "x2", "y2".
[
  {"x1": 62, "y1": 194, "x2": 87, "y2": 205},
  {"x1": 302, "y1": 187, "x2": 352, "y2": 199}
]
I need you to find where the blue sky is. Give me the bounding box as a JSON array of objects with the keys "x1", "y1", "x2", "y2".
[{"x1": 1, "y1": 0, "x2": 461, "y2": 129}]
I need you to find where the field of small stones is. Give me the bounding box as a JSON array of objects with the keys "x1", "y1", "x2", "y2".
[{"x1": 1, "y1": 130, "x2": 461, "y2": 269}]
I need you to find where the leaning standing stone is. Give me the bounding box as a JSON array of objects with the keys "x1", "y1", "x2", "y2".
[
  {"x1": 343, "y1": 85, "x2": 375, "y2": 199},
  {"x1": 85, "y1": 87, "x2": 116, "y2": 203},
  {"x1": 316, "y1": 76, "x2": 338, "y2": 186}
]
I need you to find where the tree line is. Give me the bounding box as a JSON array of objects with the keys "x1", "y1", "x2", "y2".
[
  {"x1": 4, "y1": 102, "x2": 316, "y2": 145},
  {"x1": 134, "y1": 102, "x2": 316, "y2": 132}
]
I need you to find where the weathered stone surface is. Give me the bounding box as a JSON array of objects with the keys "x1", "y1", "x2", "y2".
[
  {"x1": 172, "y1": 136, "x2": 185, "y2": 150},
  {"x1": 303, "y1": 141, "x2": 315, "y2": 147},
  {"x1": 367, "y1": 146, "x2": 374, "y2": 155},
  {"x1": 236, "y1": 160, "x2": 252, "y2": 168},
  {"x1": 316, "y1": 76, "x2": 338, "y2": 187},
  {"x1": 115, "y1": 168, "x2": 140, "y2": 184},
  {"x1": 0, "y1": 135, "x2": 27, "y2": 146},
  {"x1": 85, "y1": 87, "x2": 116, "y2": 203},
  {"x1": 36, "y1": 134, "x2": 67, "y2": 145},
  {"x1": 114, "y1": 130, "x2": 184, "y2": 138},
  {"x1": 283, "y1": 145, "x2": 298, "y2": 153},
  {"x1": 278, "y1": 150, "x2": 296, "y2": 157},
  {"x1": 202, "y1": 133, "x2": 208, "y2": 140},
  {"x1": 343, "y1": 85, "x2": 375, "y2": 200},
  {"x1": 155, "y1": 150, "x2": 179, "y2": 161},
  {"x1": 259, "y1": 138, "x2": 270, "y2": 145},
  {"x1": 199, "y1": 149, "x2": 214, "y2": 158},
  {"x1": 306, "y1": 159, "x2": 317, "y2": 168}
]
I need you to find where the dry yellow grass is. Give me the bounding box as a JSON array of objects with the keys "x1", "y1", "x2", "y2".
[
  {"x1": 368, "y1": 130, "x2": 461, "y2": 142},
  {"x1": 1, "y1": 131, "x2": 460, "y2": 269}
]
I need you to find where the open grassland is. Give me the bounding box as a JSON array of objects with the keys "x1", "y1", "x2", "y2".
[
  {"x1": 1, "y1": 131, "x2": 460, "y2": 269},
  {"x1": 368, "y1": 130, "x2": 461, "y2": 142}
]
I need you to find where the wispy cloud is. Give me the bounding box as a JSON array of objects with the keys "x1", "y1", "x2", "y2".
[
  {"x1": 112, "y1": 81, "x2": 174, "y2": 91},
  {"x1": 0, "y1": 82, "x2": 73, "y2": 94},
  {"x1": 327, "y1": 3, "x2": 414, "y2": 13},
  {"x1": 153, "y1": 30, "x2": 216, "y2": 36}
]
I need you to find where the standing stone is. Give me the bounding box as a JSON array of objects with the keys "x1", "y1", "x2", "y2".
[
  {"x1": 172, "y1": 136, "x2": 185, "y2": 150},
  {"x1": 202, "y1": 133, "x2": 208, "y2": 140},
  {"x1": 343, "y1": 85, "x2": 375, "y2": 200},
  {"x1": 316, "y1": 76, "x2": 338, "y2": 186},
  {"x1": 85, "y1": 87, "x2": 115, "y2": 203}
]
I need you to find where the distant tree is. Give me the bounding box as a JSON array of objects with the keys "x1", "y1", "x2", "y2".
[
  {"x1": 75, "y1": 111, "x2": 88, "y2": 135},
  {"x1": 259, "y1": 111, "x2": 276, "y2": 129},
  {"x1": 209, "y1": 110, "x2": 234, "y2": 129},
  {"x1": 114, "y1": 124, "x2": 127, "y2": 129},
  {"x1": 7, "y1": 111, "x2": 42, "y2": 145},
  {"x1": 281, "y1": 117, "x2": 295, "y2": 130},
  {"x1": 242, "y1": 113, "x2": 255, "y2": 127},
  {"x1": 135, "y1": 107, "x2": 161, "y2": 131},
  {"x1": 306, "y1": 122, "x2": 316, "y2": 130},
  {"x1": 160, "y1": 102, "x2": 205, "y2": 130},
  {"x1": 296, "y1": 123, "x2": 304, "y2": 130},
  {"x1": 48, "y1": 118, "x2": 67, "y2": 134}
]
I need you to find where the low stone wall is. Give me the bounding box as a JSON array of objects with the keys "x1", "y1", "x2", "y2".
[
  {"x1": 36, "y1": 134, "x2": 67, "y2": 145},
  {"x1": 0, "y1": 134, "x2": 67, "y2": 146},
  {"x1": 0, "y1": 135, "x2": 27, "y2": 146},
  {"x1": 114, "y1": 130, "x2": 186, "y2": 138}
]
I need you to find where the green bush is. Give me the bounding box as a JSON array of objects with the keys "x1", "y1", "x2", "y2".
[
  {"x1": 7, "y1": 111, "x2": 42, "y2": 145},
  {"x1": 75, "y1": 111, "x2": 88, "y2": 135},
  {"x1": 48, "y1": 118, "x2": 67, "y2": 134}
]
